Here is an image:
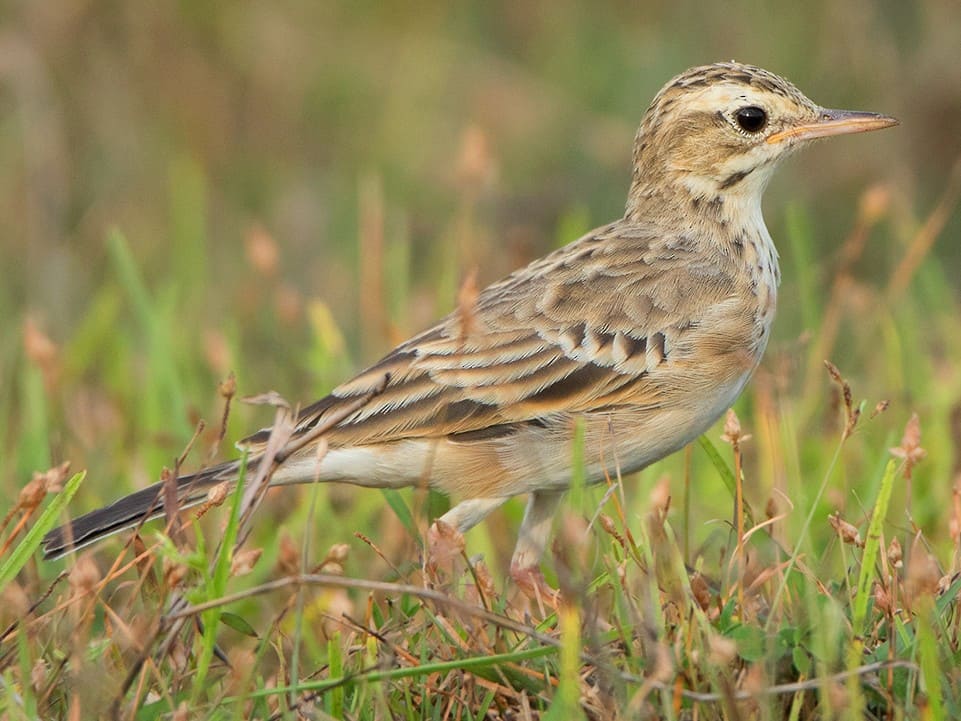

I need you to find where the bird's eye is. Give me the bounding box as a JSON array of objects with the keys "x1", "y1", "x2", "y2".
[{"x1": 734, "y1": 106, "x2": 767, "y2": 133}]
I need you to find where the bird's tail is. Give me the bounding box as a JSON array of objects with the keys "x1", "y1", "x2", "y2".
[{"x1": 41, "y1": 459, "x2": 246, "y2": 560}]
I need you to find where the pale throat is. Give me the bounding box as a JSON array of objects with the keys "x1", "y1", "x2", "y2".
[
  {"x1": 676, "y1": 164, "x2": 782, "y2": 335},
  {"x1": 627, "y1": 150, "x2": 783, "y2": 315}
]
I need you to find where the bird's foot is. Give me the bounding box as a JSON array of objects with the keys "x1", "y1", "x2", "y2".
[
  {"x1": 426, "y1": 520, "x2": 465, "y2": 579},
  {"x1": 510, "y1": 561, "x2": 561, "y2": 613}
]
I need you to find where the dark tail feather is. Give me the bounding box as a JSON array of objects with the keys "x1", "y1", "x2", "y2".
[{"x1": 42, "y1": 459, "x2": 242, "y2": 560}]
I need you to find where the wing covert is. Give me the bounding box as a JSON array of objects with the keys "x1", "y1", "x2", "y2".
[{"x1": 240, "y1": 223, "x2": 734, "y2": 450}]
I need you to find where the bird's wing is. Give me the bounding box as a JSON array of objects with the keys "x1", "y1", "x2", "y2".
[{"x1": 239, "y1": 223, "x2": 737, "y2": 450}]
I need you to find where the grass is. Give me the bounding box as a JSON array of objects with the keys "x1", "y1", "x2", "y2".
[
  {"x1": 3, "y1": 187, "x2": 960, "y2": 719},
  {"x1": 2, "y1": 2, "x2": 961, "y2": 719}
]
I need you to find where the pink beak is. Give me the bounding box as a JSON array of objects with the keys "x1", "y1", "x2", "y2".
[{"x1": 766, "y1": 108, "x2": 899, "y2": 144}]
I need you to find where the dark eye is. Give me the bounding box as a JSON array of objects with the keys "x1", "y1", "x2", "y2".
[{"x1": 734, "y1": 106, "x2": 767, "y2": 133}]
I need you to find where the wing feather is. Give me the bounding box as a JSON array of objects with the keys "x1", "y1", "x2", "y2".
[{"x1": 238, "y1": 222, "x2": 741, "y2": 452}]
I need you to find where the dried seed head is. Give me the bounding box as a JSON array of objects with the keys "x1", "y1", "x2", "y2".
[
  {"x1": 828, "y1": 512, "x2": 863, "y2": 548},
  {"x1": 245, "y1": 224, "x2": 279, "y2": 277},
  {"x1": 23, "y1": 317, "x2": 58, "y2": 372},
  {"x1": 690, "y1": 572, "x2": 712, "y2": 611},
  {"x1": 824, "y1": 359, "x2": 843, "y2": 385},
  {"x1": 30, "y1": 659, "x2": 48, "y2": 692},
  {"x1": 20, "y1": 462, "x2": 71, "y2": 511},
  {"x1": 890, "y1": 413, "x2": 926, "y2": 477},
  {"x1": 649, "y1": 475, "x2": 672, "y2": 514},
  {"x1": 873, "y1": 582, "x2": 893, "y2": 615},
  {"x1": 887, "y1": 537, "x2": 903, "y2": 568},
  {"x1": 2, "y1": 582, "x2": 29, "y2": 620},
  {"x1": 163, "y1": 559, "x2": 188, "y2": 589},
  {"x1": 824, "y1": 360, "x2": 860, "y2": 439},
  {"x1": 471, "y1": 559, "x2": 497, "y2": 601},
  {"x1": 230, "y1": 547, "x2": 263, "y2": 577},
  {"x1": 858, "y1": 183, "x2": 892, "y2": 225},
  {"x1": 19, "y1": 476, "x2": 47, "y2": 512},
  {"x1": 319, "y1": 544, "x2": 348, "y2": 575},
  {"x1": 277, "y1": 533, "x2": 300, "y2": 575},
  {"x1": 206, "y1": 481, "x2": 230, "y2": 507},
  {"x1": 905, "y1": 546, "x2": 941, "y2": 604},
  {"x1": 324, "y1": 543, "x2": 350, "y2": 565},
  {"x1": 219, "y1": 372, "x2": 236, "y2": 400},
  {"x1": 68, "y1": 556, "x2": 101, "y2": 596},
  {"x1": 720, "y1": 408, "x2": 751, "y2": 445},
  {"x1": 598, "y1": 513, "x2": 617, "y2": 536},
  {"x1": 598, "y1": 513, "x2": 627, "y2": 550},
  {"x1": 427, "y1": 520, "x2": 465, "y2": 568},
  {"x1": 456, "y1": 124, "x2": 496, "y2": 192}
]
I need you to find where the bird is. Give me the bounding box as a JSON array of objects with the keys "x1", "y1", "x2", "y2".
[{"x1": 43, "y1": 62, "x2": 897, "y2": 592}]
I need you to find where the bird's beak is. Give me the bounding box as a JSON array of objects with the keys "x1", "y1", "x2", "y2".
[{"x1": 766, "y1": 108, "x2": 899, "y2": 145}]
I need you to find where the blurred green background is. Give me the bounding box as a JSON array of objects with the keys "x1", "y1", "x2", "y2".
[{"x1": 2, "y1": 0, "x2": 960, "y2": 567}]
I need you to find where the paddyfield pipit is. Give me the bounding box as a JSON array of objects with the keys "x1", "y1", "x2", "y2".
[{"x1": 44, "y1": 62, "x2": 897, "y2": 588}]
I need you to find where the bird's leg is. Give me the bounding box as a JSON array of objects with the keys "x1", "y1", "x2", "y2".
[
  {"x1": 510, "y1": 490, "x2": 565, "y2": 608},
  {"x1": 436, "y1": 496, "x2": 510, "y2": 534},
  {"x1": 429, "y1": 497, "x2": 509, "y2": 568}
]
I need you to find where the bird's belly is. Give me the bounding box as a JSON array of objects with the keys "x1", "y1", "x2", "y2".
[
  {"x1": 606, "y1": 369, "x2": 754, "y2": 476},
  {"x1": 503, "y1": 358, "x2": 760, "y2": 493}
]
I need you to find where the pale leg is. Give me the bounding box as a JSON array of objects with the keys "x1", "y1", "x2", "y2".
[
  {"x1": 437, "y1": 497, "x2": 510, "y2": 533},
  {"x1": 427, "y1": 497, "x2": 511, "y2": 568},
  {"x1": 510, "y1": 490, "x2": 565, "y2": 607}
]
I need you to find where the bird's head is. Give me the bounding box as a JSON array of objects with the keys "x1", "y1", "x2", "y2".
[{"x1": 627, "y1": 62, "x2": 898, "y2": 222}]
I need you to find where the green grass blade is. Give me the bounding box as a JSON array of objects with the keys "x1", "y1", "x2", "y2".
[
  {"x1": 0, "y1": 472, "x2": 85, "y2": 587},
  {"x1": 917, "y1": 596, "x2": 944, "y2": 721},
  {"x1": 381, "y1": 488, "x2": 416, "y2": 539},
  {"x1": 852, "y1": 459, "x2": 896, "y2": 633},
  {"x1": 327, "y1": 632, "x2": 345, "y2": 718},
  {"x1": 698, "y1": 435, "x2": 736, "y2": 497},
  {"x1": 194, "y1": 453, "x2": 250, "y2": 694},
  {"x1": 543, "y1": 606, "x2": 587, "y2": 721}
]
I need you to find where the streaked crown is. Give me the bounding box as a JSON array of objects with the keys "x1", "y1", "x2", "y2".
[{"x1": 626, "y1": 62, "x2": 897, "y2": 221}]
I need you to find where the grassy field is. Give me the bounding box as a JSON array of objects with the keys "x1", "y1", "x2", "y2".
[{"x1": 2, "y1": 1, "x2": 961, "y2": 719}]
